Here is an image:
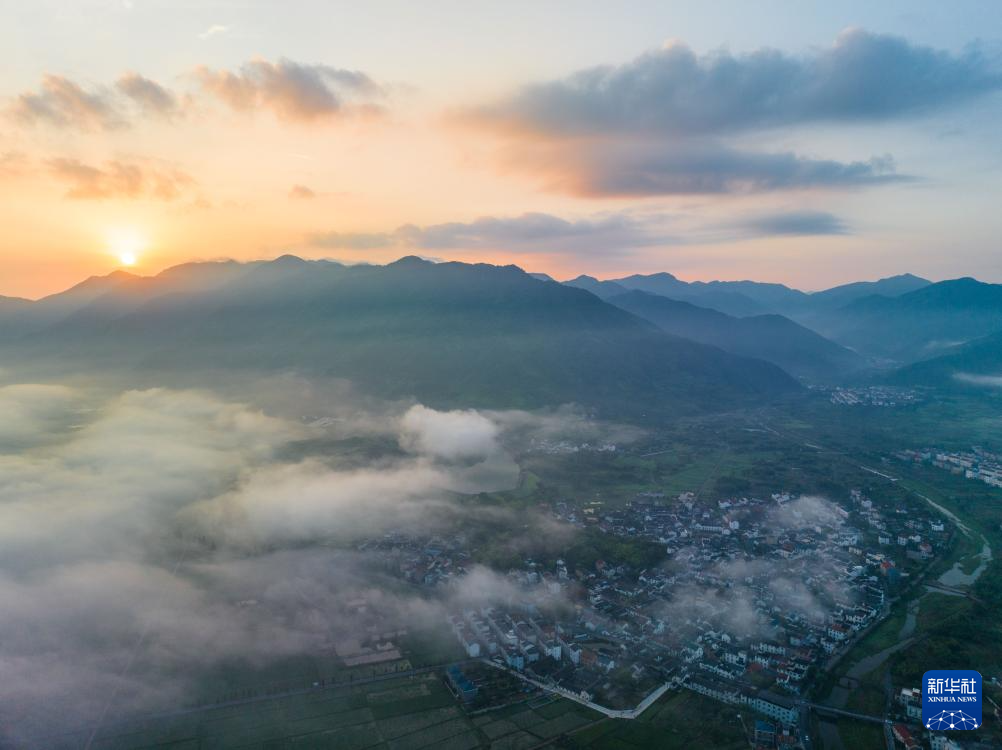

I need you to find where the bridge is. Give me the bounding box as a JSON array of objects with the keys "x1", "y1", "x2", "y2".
[{"x1": 808, "y1": 702, "x2": 888, "y2": 725}]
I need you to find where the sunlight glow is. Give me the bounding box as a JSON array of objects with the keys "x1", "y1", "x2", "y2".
[{"x1": 107, "y1": 229, "x2": 148, "y2": 268}]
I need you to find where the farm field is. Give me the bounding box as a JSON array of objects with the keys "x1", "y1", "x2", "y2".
[
  {"x1": 42, "y1": 673, "x2": 603, "y2": 750},
  {"x1": 540, "y1": 690, "x2": 748, "y2": 749}
]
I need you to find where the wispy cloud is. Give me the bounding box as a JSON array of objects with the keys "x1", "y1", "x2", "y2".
[
  {"x1": 727, "y1": 210, "x2": 851, "y2": 237},
  {"x1": 312, "y1": 211, "x2": 672, "y2": 255},
  {"x1": 954, "y1": 372, "x2": 1002, "y2": 388},
  {"x1": 10, "y1": 75, "x2": 120, "y2": 130},
  {"x1": 288, "y1": 184, "x2": 316, "y2": 199},
  {"x1": 6, "y1": 58, "x2": 386, "y2": 131},
  {"x1": 507, "y1": 140, "x2": 907, "y2": 197},
  {"x1": 198, "y1": 24, "x2": 230, "y2": 40},
  {"x1": 194, "y1": 58, "x2": 384, "y2": 121},
  {"x1": 115, "y1": 72, "x2": 179, "y2": 118},
  {"x1": 310, "y1": 206, "x2": 861, "y2": 256},
  {"x1": 48, "y1": 158, "x2": 194, "y2": 201}
]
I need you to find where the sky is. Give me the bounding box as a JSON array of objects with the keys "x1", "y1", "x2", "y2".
[{"x1": 2, "y1": 0, "x2": 1002, "y2": 298}]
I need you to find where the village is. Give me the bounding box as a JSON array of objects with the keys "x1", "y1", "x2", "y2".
[
  {"x1": 895, "y1": 447, "x2": 1002, "y2": 489},
  {"x1": 820, "y1": 385, "x2": 924, "y2": 407},
  {"x1": 356, "y1": 482, "x2": 955, "y2": 749}
]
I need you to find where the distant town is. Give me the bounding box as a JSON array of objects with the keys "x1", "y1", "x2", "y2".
[{"x1": 819, "y1": 386, "x2": 925, "y2": 408}]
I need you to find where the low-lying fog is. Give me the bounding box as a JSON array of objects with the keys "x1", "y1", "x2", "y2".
[
  {"x1": 0, "y1": 378, "x2": 609, "y2": 745},
  {"x1": 0, "y1": 376, "x2": 852, "y2": 746}
]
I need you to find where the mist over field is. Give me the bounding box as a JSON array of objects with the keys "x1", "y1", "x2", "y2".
[
  {"x1": 0, "y1": 380, "x2": 597, "y2": 745},
  {"x1": 0, "y1": 373, "x2": 870, "y2": 746}
]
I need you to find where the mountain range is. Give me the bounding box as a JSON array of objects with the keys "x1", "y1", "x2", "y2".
[
  {"x1": 4, "y1": 257, "x2": 1001, "y2": 413},
  {"x1": 803, "y1": 277, "x2": 1002, "y2": 362},
  {"x1": 566, "y1": 270, "x2": 1002, "y2": 380},
  {"x1": 607, "y1": 290, "x2": 863, "y2": 381},
  {"x1": 566, "y1": 270, "x2": 932, "y2": 319},
  {"x1": 0, "y1": 257, "x2": 799, "y2": 418}
]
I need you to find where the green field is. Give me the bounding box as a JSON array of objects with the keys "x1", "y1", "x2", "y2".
[{"x1": 43, "y1": 673, "x2": 609, "y2": 750}]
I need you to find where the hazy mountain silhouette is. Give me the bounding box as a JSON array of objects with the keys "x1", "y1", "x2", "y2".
[
  {"x1": 808, "y1": 277, "x2": 1002, "y2": 361},
  {"x1": 803, "y1": 273, "x2": 930, "y2": 309},
  {"x1": 579, "y1": 271, "x2": 931, "y2": 319},
  {"x1": 608, "y1": 272, "x2": 770, "y2": 317},
  {"x1": 564, "y1": 275, "x2": 630, "y2": 299},
  {"x1": 892, "y1": 329, "x2": 1002, "y2": 389},
  {"x1": 609, "y1": 290, "x2": 863, "y2": 381},
  {"x1": 1, "y1": 256, "x2": 800, "y2": 418}
]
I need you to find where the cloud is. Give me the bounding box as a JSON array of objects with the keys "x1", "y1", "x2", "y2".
[
  {"x1": 311, "y1": 211, "x2": 671, "y2": 254},
  {"x1": 0, "y1": 388, "x2": 302, "y2": 573},
  {"x1": 462, "y1": 29, "x2": 989, "y2": 196},
  {"x1": 767, "y1": 495, "x2": 844, "y2": 530},
  {"x1": 0, "y1": 384, "x2": 576, "y2": 742},
  {"x1": 730, "y1": 210, "x2": 851, "y2": 237},
  {"x1": 198, "y1": 24, "x2": 230, "y2": 40},
  {"x1": 10, "y1": 74, "x2": 120, "y2": 130},
  {"x1": 116, "y1": 72, "x2": 178, "y2": 118},
  {"x1": 194, "y1": 58, "x2": 384, "y2": 121},
  {"x1": 310, "y1": 207, "x2": 852, "y2": 256},
  {"x1": 48, "y1": 157, "x2": 195, "y2": 200},
  {"x1": 474, "y1": 28, "x2": 1002, "y2": 138},
  {"x1": 0, "y1": 384, "x2": 84, "y2": 449},
  {"x1": 399, "y1": 404, "x2": 501, "y2": 460},
  {"x1": 502, "y1": 139, "x2": 907, "y2": 197},
  {"x1": 954, "y1": 372, "x2": 1002, "y2": 388},
  {"x1": 289, "y1": 184, "x2": 316, "y2": 199},
  {"x1": 485, "y1": 404, "x2": 645, "y2": 447},
  {"x1": 653, "y1": 496, "x2": 852, "y2": 639},
  {"x1": 312, "y1": 229, "x2": 395, "y2": 249},
  {"x1": 187, "y1": 458, "x2": 457, "y2": 547},
  {"x1": 7, "y1": 59, "x2": 384, "y2": 131}
]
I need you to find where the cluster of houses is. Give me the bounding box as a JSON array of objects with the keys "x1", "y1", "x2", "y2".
[
  {"x1": 822, "y1": 385, "x2": 923, "y2": 407},
  {"x1": 844, "y1": 487, "x2": 946, "y2": 567},
  {"x1": 890, "y1": 721, "x2": 964, "y2": 750},
  {"x1": 894, "y1": 687, "x2": 972, "y2": 750},
  {"x1": 896, "y1": 446, "x2": 1002, "y2": 489},
  {"x1": 448, "y1": 608, "x2": 616, "y2": 675},
  {"x1": 527, "y1": 438, "x2": 618, "y2": 455},
  {"x1": 357, "y1": 532, "x2": 472, "y2": 587},
  {"x1": 355, "y1": 484, "x2": 951, "y2": 746}
]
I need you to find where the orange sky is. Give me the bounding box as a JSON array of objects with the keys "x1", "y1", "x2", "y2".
[{"x1": 2, "y1": 2, "x2": 1001, "y2": 299}]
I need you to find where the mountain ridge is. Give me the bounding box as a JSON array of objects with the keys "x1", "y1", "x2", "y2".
[
  {"x1": 608, "y1": 290, "x2": 864, "y2": 381},
  {"x1": 0, "y1": 256, "x2": 801, "y2": 419}
]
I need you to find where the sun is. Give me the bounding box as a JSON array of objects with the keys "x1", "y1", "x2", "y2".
[{"x1": 107, "y1": 228, "x2": 148, "y2": 268}]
